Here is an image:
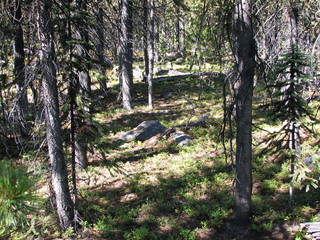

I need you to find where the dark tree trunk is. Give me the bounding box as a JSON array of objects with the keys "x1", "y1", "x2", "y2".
[
  {"x1": 68, "y1": 73, "x2": 80, "y2": 231},
  {"x1": 288, "y1": 122, "x2": 296, "y2": 212},
  {"x1": 289, "y1": 4, "x2": 299, "y2": 47},
  {"x1": 38, "y1": 0, "x2": 74, "y2": 231},
  {"x1": 154, "y1": 11, "x2": 159, "y2": 63},
  {"x1": 175, "y1": 6, "x2": 183, "y2": 52},
  {"x1": 119, "y1": 0, "x2": 133, "y2": 111},
  {"x1": 95, "y1": 1, "x2": 112, "y2": 96},
  {"x1": 12, "y1": 0, "x2": 28, "y2": 137},
  {"x1": 74, "y1": 73, "x2": 90, "y2": 172},
  {"x1": 287, "y1": 4, "x2": 300, "y2": 212},
  {"x1": 73, "y1": 0, "x2": 91, "y2": 169},
  {"x1": 232, "y1": 0, "x2": 256, "y2": 230}
]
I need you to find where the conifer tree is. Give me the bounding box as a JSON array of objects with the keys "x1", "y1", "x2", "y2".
[
  {"x1": 262, "y1": 43, "x2": 315, "y2": 212},
  {"x1": 232, "y1": 0, "x2": 256, "y2": 231},
  {"x1": 119, "y1": 0, "x2": 133, "y2": 111},
  {"x1": 38, "y1": 0, "x2": 74, "y2": 230},
  {"x1": 11, "y1": 0, "x2": 28, "y2": 141}
]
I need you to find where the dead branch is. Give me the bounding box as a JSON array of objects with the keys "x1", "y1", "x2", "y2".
[{"x1": 153, "y1": 72, "x2": 221, "y2": 83}]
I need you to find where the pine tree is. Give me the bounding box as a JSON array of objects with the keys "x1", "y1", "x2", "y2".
[
  {"x1": 38, "y1": 0, "x2": 74, "y2": 230},
  {"x1": 119, "y1": 0, "x2": 134, "y2": 111},
  {"x1": 232, "y1": 0, "x2": 256, "y2": 231},
  {"x1": 262, "y1": 43, "x2": 316, "y2": 212}
]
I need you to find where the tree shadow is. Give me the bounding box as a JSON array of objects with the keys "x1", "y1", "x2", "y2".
[
  {"x1": 76, "y1": 73, "x2": 309, "y2": 239},
  {"x1": 78, "y1": 160, "x2": 237, "y2": 239},
  {"x1": 90, "y1": 144, "x2": 180, "y2": 167},
  {"x1": 79, "y1": 156, "x2": 301, "y2": 239}
]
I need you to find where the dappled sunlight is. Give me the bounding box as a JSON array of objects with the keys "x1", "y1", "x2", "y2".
[{"x1": 65, "y1": 74, "x2": 318, "y2": 239}]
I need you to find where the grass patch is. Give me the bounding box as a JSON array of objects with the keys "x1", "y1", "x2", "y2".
[{"x1": 6, "y1": 71, "x2": 320, "y2": 239}]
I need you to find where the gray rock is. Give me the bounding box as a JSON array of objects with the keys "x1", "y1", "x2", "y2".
[
  {"x1": 119, "y1": 130, "x2": 139, "y2": 142},
  {"x1": 119, "y1": 120, "x2": 166, "y2": 142},
  {"x1": 119, "y1": 143, "x2": 133, "y2": 149},
  {"x1": 303, "y1": 156, "x2": 313, "y2": 168},
  {"x1": 171, "y1": 131, "x2": 193, "y2": 146}
]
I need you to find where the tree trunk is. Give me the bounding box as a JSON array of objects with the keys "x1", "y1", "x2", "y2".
[
  {"x1": 73, "y1": 0, "x2": 91, "y2": 169},
  {"x1": 154, "y1": 11, "x2": 160, "y2": 64},
  {"x1": 143, "y1": 0, "x2": 149, "y2": 83},
  {"x1": 74, "y1": 71, "x2": 90, "y2": 171},
  {"x1": 119, "y1": 0, "x2": 133, "y2": 111},
  {"x1": 175, "y1": 6, "x2": 184, "y2": 52},
  {"x1": 232, "y1": 0, "x2": 256, "y2": 230},
  {"x1": 95, "y1": 1, "x2": 112, "y2": 96},
  {"x1": 68, "y1": 73, "x2": 78, "y2": 225},
  {"x1": 287, "y1": 4, "x2": 300, "y2": 212},
  {"x1": 38, "y1": 0, "x2": 74, "y2": 231},
  {"x1": 289, "y1": 3, "x2": 299, "y2": 47},
  {"x1": 12, "y1": 0, "x2": 28, "y2": 138},
  {"x1": 147, "y1": 0, "x2": 155, "y2": 109}
]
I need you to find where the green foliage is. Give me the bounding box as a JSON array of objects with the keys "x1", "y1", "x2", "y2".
[
  {"x1": 292, "y1": 142, "x2": 320, "y2": 192},
  {"x1": 62, "y1": 226, "x2": 75, "y2": 239},
  {"x1": 125, "y1": 226, "x2": 158, "y2": 240},
  {"x1": 258, "y1": 44, "x2": 320, "y2": 213},
  {"x1": 262, "y1": 44, "x2": 315, "y2": 127},
  {"x1": 0, "y1": 161, "x2": 38, "y2": 235},
  {"x1": 260, "y1": 179, "x2": 281, "y2": 194},
  {"x1": 175, "y1": 227, "x2": 197, "y2": 240},
  {"x1": 294, "y1": 231, "x2": 305, "y2": 240},
  {"x1": 260, "y1": 44, "x2": 318, "y2": 180},
  {"x1": 293, "y1": 160, "x2": 318, "y2": 192}
]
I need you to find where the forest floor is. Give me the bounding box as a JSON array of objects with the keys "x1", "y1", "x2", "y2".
[{"x1": 12, "y1": 66, "x2": 320, "y2": 239}]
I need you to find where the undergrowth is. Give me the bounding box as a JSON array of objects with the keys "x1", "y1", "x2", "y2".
[{"x1": 4, "y1": 73, "x2": 320, "y2": 239}]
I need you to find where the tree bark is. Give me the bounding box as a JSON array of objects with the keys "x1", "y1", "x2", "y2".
[
  {"x1": 287, "y1": 4, "x2": 300, "y2": 212},
  {"x1": 95, "y1": 1, "x2": 112, "y2": 96},
  {"x1": 147, "y1": 0, "x2": 155, "y2": 109},
  {"x1": 143, "y1": 0, "x2": 149, "y2": 83},
  {"x1": 73, "y1": 0, "x2": 90, "y2": 169},
  {"x1": 175, "y1": 6, "x2": 184, "y2": 52},
  {"x1": 12, "y1": 0, "x2": 28, "y2": 137},
  {"x1": 119, "y1": 0, "x2": 133, "y2": 111},
  {"x1": 38, "y1": 0, "x2": 74, "y2": 231},
  {"x1": 232, "y1": 0, "x2": 256, "y2": 230}
]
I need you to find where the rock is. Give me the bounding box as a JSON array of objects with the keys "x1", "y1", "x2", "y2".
[
  {"x1": 119, "y1": 130, "x2": 139, "y2": 142},
  {"x1": 119, "y1": 143, "x2": 133, "y2": 149},
  {"x1": 303, "y1": 156, "x2": 313, "y2": 168},
  {"x1": 135, "y1": 121, "x2": 167, "y2": 141},
  {"x1": 119, "y1": 120, "x2": 167, "y2": 142},
  {"x1": 170, "y1": 131, "x2": 193, "y2": 146}
]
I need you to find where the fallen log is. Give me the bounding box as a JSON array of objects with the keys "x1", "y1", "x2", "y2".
[
  {"x1": 175, "y1": 114, "x2": 210, "y2": 129},
  {"x1": 153, "y1": 72, "x2": 222, "y2": 83},
  {"x1": 115, "y1": 147, "x2": 154, "y2": 156},
  {"x1": 300, "y1": 222, "x2": 320, "y2": 239}
]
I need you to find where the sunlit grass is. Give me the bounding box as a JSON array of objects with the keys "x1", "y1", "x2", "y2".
[
  {"x1": 9, "y1": 65, "x2": 320, "y2": 239},
  {"x1": 73, "y1": 74, "x2": 319, "y2": 239}
]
